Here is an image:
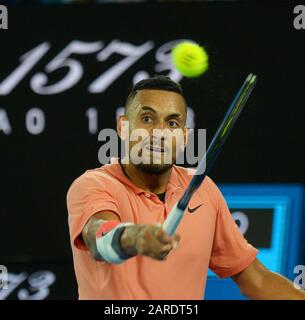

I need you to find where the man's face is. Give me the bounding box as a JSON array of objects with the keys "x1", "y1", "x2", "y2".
[{"x1": 120, "y1": 89, "x2": 187, "y2": 175}]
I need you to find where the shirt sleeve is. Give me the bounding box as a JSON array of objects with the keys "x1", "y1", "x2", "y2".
[
  {"x1": 207, "y1": 178, "x2": 259, "y2": 278},
  {"x1": 66, "y1": 172, "x2": 121, "y2": 251}
]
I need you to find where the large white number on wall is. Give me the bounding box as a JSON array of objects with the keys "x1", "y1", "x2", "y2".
[
  {"x1": 89, "y1": 40, "x2": 154, "y2": 93},
  {"x1": 0, "y1": 109, "x2": 12, "y2": 134},
  {"x1": 17, "y1": 271, "x2": 55, "y2": 300},
  {"x1": 154, "y1": 40, "x2": 185, "y2": 83},
  {"x1": 0, "y1": 272, "x2": 27, "y2": 300},
  {"x1": 232, "y1": 211, "x2": 249, "y2": 235},
  {"x1": 26, "y1": 108, "x2": 45, "y2": 135},
  {"x1": 30, "y1": 41, "x2": 103, "y2": 95},
  {"x1": 0, "y1": 42, "x2": 50, "y2": 95},
  {"x1": 86, "y1": 107, "x2": 98, "y2": 134},
  {"x1": 0, "y1": 39, "x2": 190, "y2": 96}
]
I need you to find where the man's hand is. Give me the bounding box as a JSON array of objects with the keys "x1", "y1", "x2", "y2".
[
  {"x1": 120, "y1": 223, "x2": 180, "y2": 261},
  {"x1": 82, "y1": 211, "x2": 180, "y2": 262}
]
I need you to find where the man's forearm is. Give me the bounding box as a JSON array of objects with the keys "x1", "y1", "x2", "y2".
[{"x1": 243, "y1": 270, "x2": 305, "y2": 300}]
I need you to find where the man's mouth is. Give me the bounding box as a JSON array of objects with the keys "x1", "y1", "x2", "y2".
[{"x1": 145, "y1": 145, "x2": 165, "y2": 153}]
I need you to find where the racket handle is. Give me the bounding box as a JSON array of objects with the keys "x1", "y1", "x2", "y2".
[{"x1": 162, "y1": 203, "x2": 186, "y2": 236}]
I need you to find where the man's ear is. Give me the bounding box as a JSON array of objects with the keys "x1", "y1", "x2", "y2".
[{"x1": 117, "y1": 115, "x2": 129, "y2": 140}]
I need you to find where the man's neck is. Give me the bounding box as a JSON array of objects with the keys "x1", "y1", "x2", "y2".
[{"x1": 120, "y1": 162, "x2": 172, "y2": 194}]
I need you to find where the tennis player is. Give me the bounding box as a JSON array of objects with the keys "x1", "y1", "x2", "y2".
[{"x1": 67, "y1": 76, "x2": 305, "y2": 300}]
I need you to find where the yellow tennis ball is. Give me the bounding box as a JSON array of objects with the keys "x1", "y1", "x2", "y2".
[{"x1": 171, "y1": 41, "x2": 209, "y2": 78}]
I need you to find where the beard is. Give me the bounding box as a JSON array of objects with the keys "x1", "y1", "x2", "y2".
[
  {"x1": 128, "y1": 142, "x2": 175, "y2": 175},
  {"x1": 135, "y1": 162, "x2": 173, "y2": 175}
]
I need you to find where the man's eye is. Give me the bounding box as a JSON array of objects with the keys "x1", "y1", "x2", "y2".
[
  {"x1": 142, "y1": 116, "x2": 153, "y2": 123},
  {"x1": 168, "y1": 121, "x2": 179, "y2": 128}
]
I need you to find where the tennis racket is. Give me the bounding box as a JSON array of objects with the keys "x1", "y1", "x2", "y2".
[{"x1": 163, "y1": 73, "x2": 257, "y2": 236}]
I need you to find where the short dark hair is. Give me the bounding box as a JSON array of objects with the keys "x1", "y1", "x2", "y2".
[{"x1": 125, "y1": 75, "x2": 185, "y2": 115}]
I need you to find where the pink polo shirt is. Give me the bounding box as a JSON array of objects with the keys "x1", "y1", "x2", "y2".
[{"x1": 67, "y1": 158, "x2": 258, "y2": 300}]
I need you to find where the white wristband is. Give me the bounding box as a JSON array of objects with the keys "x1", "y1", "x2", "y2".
[{"x1": 96, "y1": 222, "x2": 134, "y2": 264}]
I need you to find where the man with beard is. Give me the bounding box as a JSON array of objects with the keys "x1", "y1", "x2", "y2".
[{"x1": 67, "y1": 76, "x2": 305, "y2": 300}]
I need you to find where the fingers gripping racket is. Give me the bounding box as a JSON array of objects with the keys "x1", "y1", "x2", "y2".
[{"x1": 163, "y1": 73, "x2": 257, "y2": 236}]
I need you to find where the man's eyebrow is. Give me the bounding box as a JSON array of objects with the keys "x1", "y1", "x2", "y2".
[
  {"x1": 140, "y1": 106, "x2": 157, "y2": 113},
  {"x1": 165, "y1": 113, "x2": 183, "y2": 120},
  {"x1": 140, "y1": 106, "x2": 184, "y2": 122}
]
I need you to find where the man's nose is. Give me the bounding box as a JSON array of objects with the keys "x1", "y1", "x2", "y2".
[
  {"x1": 151, "y1": 120, "x2": 166, "y2": 131},
  {"x1": 151, "y1": 124, "x2": 166, "y2": 139}
]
